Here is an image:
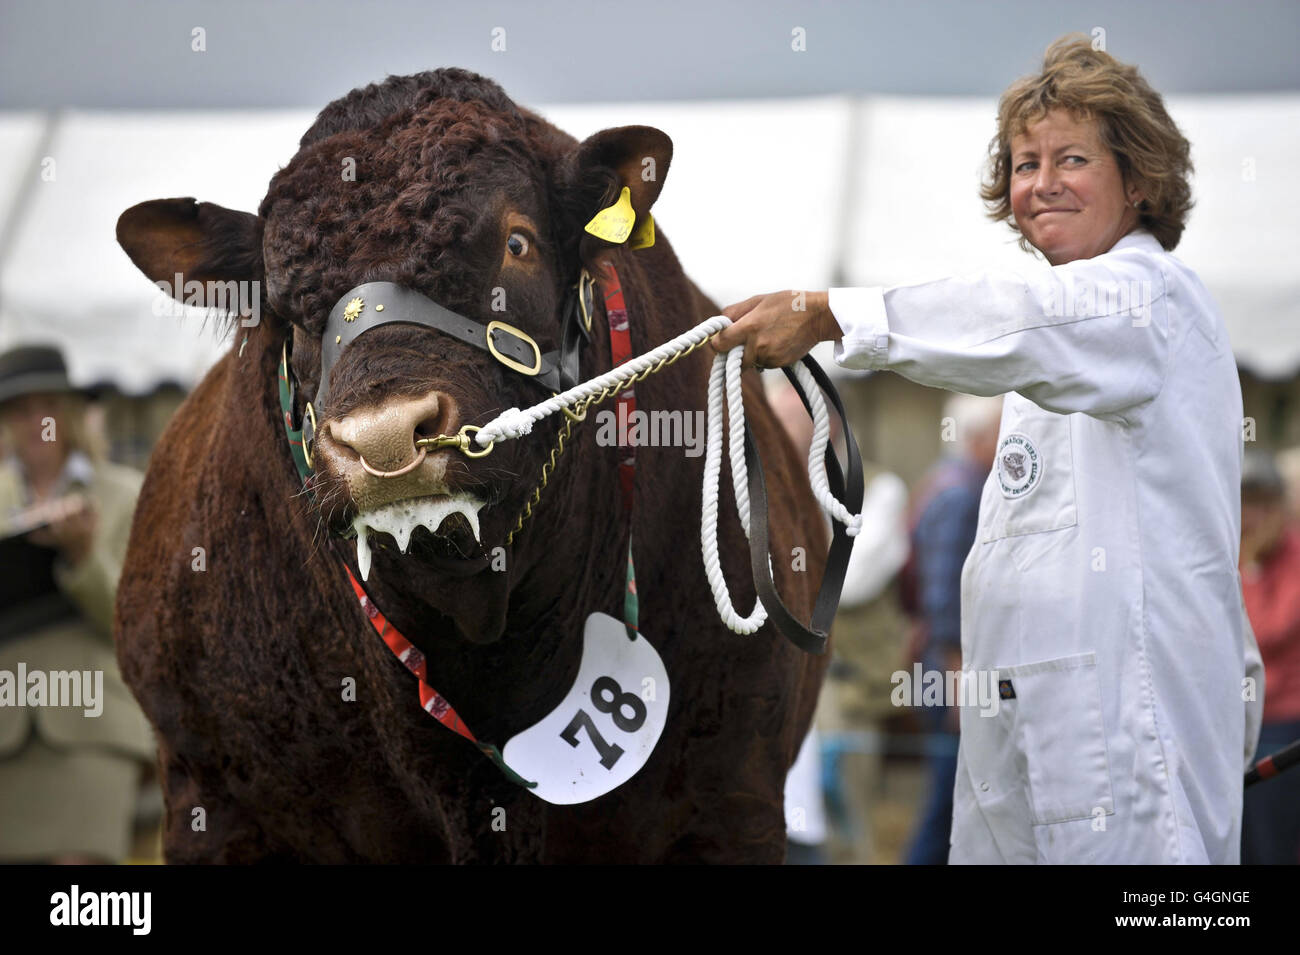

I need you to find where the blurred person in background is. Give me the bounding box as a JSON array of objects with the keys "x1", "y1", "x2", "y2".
[
  {"x1": 0, "y1": 344, "x2": 155, "y2": 864},
  {"x1": 1239, "y1": 448, "x2": 1300, "y2": 864},
  {"x1": 1275, "y1": 446, "x2": 1300, "y2": 523},
  {"x1": 783, "y1": 726, "x2": 828, "y2": 864},
  {"x1": 899, "y1": 393, "x2": 1002, "y2": 865},
  {"x1": 766, "y1": 374, "x2": 910, "y2": 863}
]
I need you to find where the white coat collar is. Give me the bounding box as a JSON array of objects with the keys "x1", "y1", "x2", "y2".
[{"x1": 1108, "y1": 228, "x2": 1163, "y2": 255}]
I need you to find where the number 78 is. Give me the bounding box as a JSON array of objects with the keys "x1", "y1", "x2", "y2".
[{"x1": 559, "y1": 676, "x2": 648, "y2": 770}]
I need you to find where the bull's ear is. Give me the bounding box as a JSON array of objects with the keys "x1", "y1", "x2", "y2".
[
  {"x1": 116, "y1": 198, "x2": 264, "y2": 309},
  {"x1": 561, "y1": 125, "x2": 672, "y2": 261}
]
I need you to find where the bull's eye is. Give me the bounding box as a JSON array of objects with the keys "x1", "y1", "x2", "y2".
[{"x1": 507, "y1": 232, "x2": 529, "y2": 257}]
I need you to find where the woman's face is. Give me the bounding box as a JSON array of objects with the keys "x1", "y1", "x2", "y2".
[{"x1": 1009, "y1": 109, "x2": 1141, "y2": 266}]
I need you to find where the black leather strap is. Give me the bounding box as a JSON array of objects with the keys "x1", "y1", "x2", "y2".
[
  {"x1": 742, "y1": 356, "x2": 864, "y2": 654},
  {"x1": 290, "y1": 274, "x2": 594, "y2": 471},
  {"x1": 315, "y1": 281, "x2": 572, "y2": 410},
  {"x1": 557, "y1": 278, "x2": 593, "y2": 391}
]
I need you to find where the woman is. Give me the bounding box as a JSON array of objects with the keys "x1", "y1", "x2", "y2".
[
  {"x1": 0, "y1": 344, "x2": 155, "y2": 863},
  {"x1": 713, "y1": 35, "x2": 1263, "y2": 864}
]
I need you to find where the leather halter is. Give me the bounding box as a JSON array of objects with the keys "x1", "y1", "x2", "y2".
[
  {"x1": 275, "y1": 264, "x2": 865, "y2": 657},
  {"x1": 283, "y1": 270, "x2": 596, "y2": 468}
]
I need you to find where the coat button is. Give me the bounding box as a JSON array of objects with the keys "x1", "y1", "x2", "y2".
[{"x1": 979, "y1": 781, "x2": 990, "y2": 792}]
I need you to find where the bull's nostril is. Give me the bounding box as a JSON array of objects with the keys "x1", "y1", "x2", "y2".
[
  {"x1": 327, "y1": 421, "x2": 360, "y2": 460},
  {"x1": 323, "y1": 390, "x2": 456, "y2": 473},
  {"x1": 416, "y1": 412, "x2": 449, "y2": 440}
]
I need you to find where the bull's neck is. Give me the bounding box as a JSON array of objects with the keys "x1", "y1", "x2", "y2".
[
  {"x1": 212, "y1": 325, "x2": 628, "y2": 749},
  {"x1": 331, "y1": 438, "x2": 629, "y2": 741}
]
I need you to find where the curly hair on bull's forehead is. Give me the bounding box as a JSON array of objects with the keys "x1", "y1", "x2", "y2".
[
  {"x1": 259, "y1": 69, "x2": 559, "y2": 333},
  {"x1": 299, "y1": 68, "x2": 525, "y2": 146}
]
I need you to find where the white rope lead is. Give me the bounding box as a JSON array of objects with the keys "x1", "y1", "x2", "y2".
[
  {"x1": 474, "y1": 316, "x2": 731, "y2": 446},
  {"x1": 701, "y1": 346, "x2": 769, "y2": 633},
  {"x1": 473, "y1": 315, "x2": 862, "y2": 634},
  {"x1": 791, "y1": 359, "x2": 864, "y2": 537}
]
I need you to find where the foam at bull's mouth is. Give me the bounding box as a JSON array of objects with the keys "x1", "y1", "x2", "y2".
[{"x1": 353, "y1": 493, "x2": 484, "y2": 581}]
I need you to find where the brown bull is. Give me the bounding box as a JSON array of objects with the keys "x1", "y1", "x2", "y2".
[{"x1": 113, "y1": 68, "x2": 829, "y2": 863}]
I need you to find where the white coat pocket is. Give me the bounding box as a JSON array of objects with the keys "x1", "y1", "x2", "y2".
[{"x1": 995, "y1": 651, "x2": 1115, "y2": 826}]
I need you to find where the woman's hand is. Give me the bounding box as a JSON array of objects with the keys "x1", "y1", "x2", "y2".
[{"x1": 709, "y1": 290, "x2": 842, "y2": 369}]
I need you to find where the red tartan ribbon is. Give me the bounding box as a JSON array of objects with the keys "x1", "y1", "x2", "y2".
[
  {"x1": 346, "y1": 566, "x2": 478, "y2": 743},
  {"x1": 345, "y1": 565, "x2": 535, "y2": 788},
  {"x1": 604, "y1": 269, "x2": 637, "y2": 515},
  {"x1": 602, "y1": 263, "x2": 640, "y2": 629}
]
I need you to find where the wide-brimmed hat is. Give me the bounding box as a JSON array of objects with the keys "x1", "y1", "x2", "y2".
[{"x1": 0, "y1": 344, "x2": 86, "y2": 407}]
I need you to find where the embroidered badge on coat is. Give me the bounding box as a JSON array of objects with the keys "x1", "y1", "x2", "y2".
[{"x1": 996, "y1": 431, "x2": 1043, "y2": 499}]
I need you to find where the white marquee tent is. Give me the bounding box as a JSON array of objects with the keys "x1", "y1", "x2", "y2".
[{"x1": 1, "y1": 94, "x2": 1295, "y2": 392}]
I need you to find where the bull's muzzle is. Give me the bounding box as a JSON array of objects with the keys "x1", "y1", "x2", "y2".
[{"x1": 314, "y1": 388, "x2": 461, "y2": 512}]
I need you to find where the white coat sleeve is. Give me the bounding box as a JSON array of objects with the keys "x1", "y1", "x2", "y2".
[{"x1": 829, "y1": 247, "x2": 1172, "y2": 420}]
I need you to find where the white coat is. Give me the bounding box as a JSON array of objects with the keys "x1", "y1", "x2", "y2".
[{"x1": 828, "y1": 229, "x2": 1264, "y2": 863}]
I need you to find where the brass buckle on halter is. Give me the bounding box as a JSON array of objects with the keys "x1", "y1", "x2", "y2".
[
  {"x1": 486, "y1": 320, "x2": 542, "y2": 376},
  {"x1": 576, "y1": 269, "x2": 595, "y2": 334}
]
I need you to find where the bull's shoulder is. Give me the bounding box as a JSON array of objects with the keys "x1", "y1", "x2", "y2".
[{"x1": 118, "y1": 350, "x2": 238, "y2": 609}]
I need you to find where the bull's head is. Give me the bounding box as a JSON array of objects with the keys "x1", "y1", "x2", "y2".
[{"x1": 115, "y1": 69, "x2": 672, "y2": 645}]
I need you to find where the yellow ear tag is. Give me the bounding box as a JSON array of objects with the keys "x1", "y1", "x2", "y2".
[
  {"x1": 584, "y1": 185, "x2": 636, "y2": 244},
  {"x1": 627, "y1": 212, "x2": 655, "y2": 250}
]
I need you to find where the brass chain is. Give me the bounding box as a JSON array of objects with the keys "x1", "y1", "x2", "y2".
[
  {"x1": 506, "y1": 412, "x2": 575, "y2": 545},
  {"x1": 504, "y1": 329, "x2": 722, "y2": 544}
]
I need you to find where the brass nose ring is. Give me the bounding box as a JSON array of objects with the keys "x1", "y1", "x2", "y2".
[{"x1": 358, "y1": 447, "x2": 427, "y2": 478}]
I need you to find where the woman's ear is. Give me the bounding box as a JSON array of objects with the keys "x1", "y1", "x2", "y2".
[
  {"x1": 558, "y1": 125, "x2": 672, "y2": 268},
  {"x1": 1123, "y1": 177, "x2": 1145, "y2": 208},
  {"x1": 117, "y1": 197, "x2": 268, "y2": 330}
]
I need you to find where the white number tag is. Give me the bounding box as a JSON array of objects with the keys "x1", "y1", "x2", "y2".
[{"x1": 501, "y1": 613, "x2": 669, "y2": 805}]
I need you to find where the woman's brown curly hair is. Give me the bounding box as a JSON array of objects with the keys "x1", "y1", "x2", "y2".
[{"x1": 980, "y1": 33, "x2": 1194, "y2": 252}]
